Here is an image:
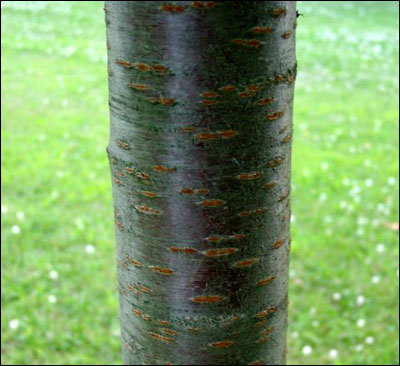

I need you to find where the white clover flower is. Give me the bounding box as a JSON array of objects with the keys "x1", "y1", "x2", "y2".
[
  {"x1": 302, "y1": 345, "x2": 312, "y2": 355},
  {"x1": 11, "y1": 225, "x2": 21, "y2": 235},
  {"x1": 376, "y1": 243, "x2": 385, "y2": 253},
  {"x1": 364, "y1": 178, "x2": 373, "y2": 187},
  {"x1": 9, "y1": 319, "x2": 20, "y2": 330},
  {"x1": 357, "y1": 319, "x2": 366, "y2": 328},
  {"x1": 333, "y1": 292, "x2": 342, "y2": 301},
  {"x1": 365, "y1": 336, "x2": 375, "y2": 345},
  {"x1": 321, "y1": 162, "x2": 329, "y2": 171},
  {"x1": 356, "y1": 295, "x2": 365, "y2": 306},
  {"x1": 49, "y1": 270, "x2": 58, "y2": 280},
  {"x1": 16, "y1": 212, "x2": 24, "y2": 221},
  {"x1": 48, "y1": 295, "x2": 57, "y2": 304},
  {"x1": 319, "y1": 193, "x2": 327, "y2": 202},
  {"x1": 329, "y1": 349, "x2": 339, "y2": 359},
  {"x1": 85, "y1": 245, "x2": 95, "y2": 254},
  {"x1": 371, "y1": 275, "x2": 380, "y2": 284},
  {"x1": 355, "y1": 344, "x2": 364, "y2": 352},
  {"x1": 1, "y1": 204, "x2": 8, "y2": 214}
]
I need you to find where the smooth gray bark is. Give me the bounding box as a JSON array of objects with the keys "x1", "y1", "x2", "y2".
[{"x1": 106, "y1": 1, "x2": 296, "y2": 365}]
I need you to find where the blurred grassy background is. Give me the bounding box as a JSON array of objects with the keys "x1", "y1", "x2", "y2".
[{"x1": 1, "y1": 1, "x2": 399, "y2": 365}]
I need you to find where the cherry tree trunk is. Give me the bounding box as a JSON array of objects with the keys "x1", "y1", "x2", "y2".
[{"x1": 105, "y1": 1, "x2": 296, "y2": 365}]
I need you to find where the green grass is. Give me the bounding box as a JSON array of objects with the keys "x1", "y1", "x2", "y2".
[{"x1": 1, "y1": 1, "x2": 399, "y2": 365}]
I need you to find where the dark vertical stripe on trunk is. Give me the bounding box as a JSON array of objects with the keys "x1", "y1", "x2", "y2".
[{"x1": 106, "y1": 1, "x2": 296, "y2": 365}]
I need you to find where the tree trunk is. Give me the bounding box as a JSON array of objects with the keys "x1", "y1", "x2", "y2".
[{"x1": 105, "y1": 1, "x2": 296, "y2": 365}]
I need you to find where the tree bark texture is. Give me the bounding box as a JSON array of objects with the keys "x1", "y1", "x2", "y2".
[{"x1": 106, "y1": 1, "x2": 296, "y2": 365}]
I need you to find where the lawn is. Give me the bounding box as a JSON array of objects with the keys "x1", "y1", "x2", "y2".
[{"x1": 1, "y1": 1, "x2": 399, "y2": 365}]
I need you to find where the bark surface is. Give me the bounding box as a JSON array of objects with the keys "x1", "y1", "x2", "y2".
[{"x1": 106, "y1": 2, "x2": 296, "y2": 365}]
